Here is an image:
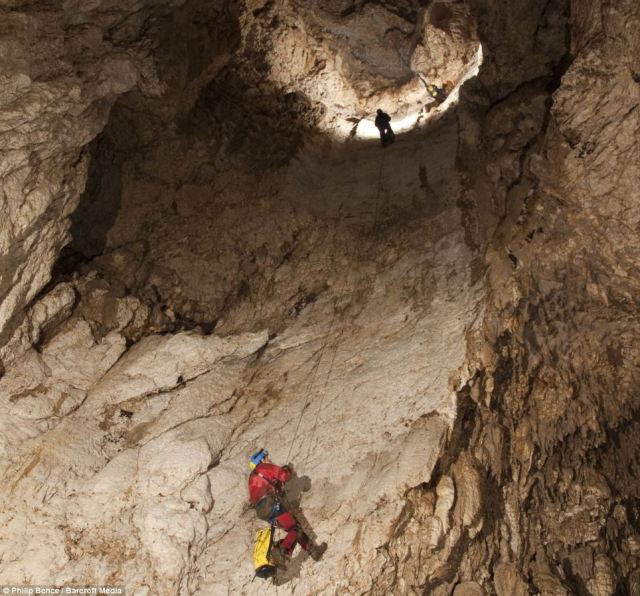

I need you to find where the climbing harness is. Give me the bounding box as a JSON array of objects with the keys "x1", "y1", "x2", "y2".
[
  {"x1": 250, "y1": 464, "x2": 286, "y2": 521},
  {"x1": 254, "y1": 492, "x2": 283, "y2": 522}
]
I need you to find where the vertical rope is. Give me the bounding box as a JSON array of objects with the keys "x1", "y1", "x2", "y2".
[
  {"x1": 285, "y1": 300, "x2": 339, "y2": 463},
  {"x1": 295, "y1": 149, "x2": 388, "y2": 466},
  {"x1": 284, "y1": 142, "x2": 388, "y2": 468}
]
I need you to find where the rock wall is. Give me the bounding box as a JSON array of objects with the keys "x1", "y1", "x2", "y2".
[
  {"x1": 0, "y1": 1, "x2": 163, "y2": 349},
  {"x1": 0, "y1": 98, "x2": 485, "y2": 595},
  {"x1": 1, "y1": 1, "x2": 486, "y2": 593},
  {"x1": 375, "y1": 0, "x2": 640, "y2": 593},
  {"x1": 0, "y1": 0, "x2": 236, "y2": 357}
]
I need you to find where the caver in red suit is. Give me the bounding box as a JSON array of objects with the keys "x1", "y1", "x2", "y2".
[
  {"x1": 248, "y1": 450, "x2": 310, "y2": 556},
  {"x1": 248, "y1": 461, "x2": 292, "y2": 505}
]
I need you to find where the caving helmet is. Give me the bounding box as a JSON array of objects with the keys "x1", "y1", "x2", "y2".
[{"x1": 249, "y1": 449, "x2": 268, "y2": 470}]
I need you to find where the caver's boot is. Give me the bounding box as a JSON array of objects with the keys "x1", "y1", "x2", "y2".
[
  {"x1": 309, "y1": 542, "x2": 327, "y2": 561},
  {"x1": 271, "y1": 541, "x2": 290, "y2": 568}
]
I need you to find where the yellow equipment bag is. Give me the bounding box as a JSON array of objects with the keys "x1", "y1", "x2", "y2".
[{"x1": 253, "y1": 526, "x2": 277, "y2": 579}]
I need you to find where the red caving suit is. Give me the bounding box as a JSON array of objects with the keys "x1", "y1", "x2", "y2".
[{"x1": 248, "y1": 462, "x2": 309, "y2": 555}]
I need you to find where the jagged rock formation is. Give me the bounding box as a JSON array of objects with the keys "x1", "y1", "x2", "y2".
[
  {"x1": 1, "y1": 0, "x2": 639, "y2": 594},
  {"x1": 0, "y1": 0, "x2": 185, "y2": 349},
  {"x1": 374, "y1": 1, "x2": 640, "y2": 594}
]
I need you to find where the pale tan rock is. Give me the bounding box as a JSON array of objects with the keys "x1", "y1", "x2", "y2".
[
  {"x1": 0, "y1": 319, "x2": 125, "y2": 474},
  {"x1": 83, "y1": 330, "x2": 268, "y2": 413},
  {"x1": 494, "y1": 562, "x2": 528, "y2": 596},
  {"x1": 133, "y1": 497, "x2": 208, "y2": 593},
  {"x1": 27, "y1": 283, "x2": 77, "y2": 344},
  {"x1": 452, "y1": 452, "x2": 481, "y2": 528},
  {"x1": 0, "y1": 0, "x2": 638, "y2": 593},
  {"x1": 587, "y1": 555, "x2": 616, "y2": 596},
  {"x1": 138, "y1": 433, "x2": 212, "y2": 496},
  {"x1": 72, "y1": 448, "x2": 139, "y2": 524},
  {"x1": 421, "y1": 515, "x2": 444, "y2": 549},
  {"x1": 181, "y1": 475, "x2": 214, "y2": 514},
  {"x1": 435, "y1": 475, "x2": 455, "y2": 534},
  {"x1": 0, "y1": 282, "x2": 76, "y2": 367},
  {"x1": 453, "y1": 581, "x2": 485, "y2": 596}
]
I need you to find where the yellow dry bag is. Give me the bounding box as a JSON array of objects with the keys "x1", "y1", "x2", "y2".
[{"x1": 253, "y1": 526, "x2": 277, "y2": 579}]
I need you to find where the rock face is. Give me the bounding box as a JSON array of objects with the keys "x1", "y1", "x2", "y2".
[
  {"x1": 0, "y1": 1, "x2": 167, "y2": 346},
  {"x1": 1, "y1": 0, "x2": 639, "y2": 594},
  {"x1": 372, "y1": 0, "x2": 640, "y2": 594},
  {"x1": 0, "y1": 0, "x2": 240, "y2": 349},
  {"x1": 0, "y1": 110, "x2": 483, "y2": 592}
]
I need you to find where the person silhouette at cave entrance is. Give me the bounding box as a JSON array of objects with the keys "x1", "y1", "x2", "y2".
[
  {"x1": 248, "y1": 449, "x2": 327, "y2": 562},
  {"x1": 374, "y1": 109, "x2": 395, "y2": 147}
]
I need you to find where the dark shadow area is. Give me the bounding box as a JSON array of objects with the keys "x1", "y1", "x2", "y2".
[
  {"x1": 183, "y1": 66, "x2": 327, "y2": 171},
  {"x1": 47, "y1": 84, "x2": 468, "y2": 341},
  {"x1": 282, "y1": 471, "x2": 312, "y2": 509},
  {"x1": 69, "y1": 134, "x2": 124, "y2": 258},
  {"x1": 272, "y1": 467, "x2": 327, "y2": 586},
  {"x1": 43, "y1": 0, "x2": 483, "y2": 352}
]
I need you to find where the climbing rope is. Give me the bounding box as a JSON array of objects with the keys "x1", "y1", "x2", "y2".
[
  {"x1": 284, "y1": 148, "x2": 388, "y2": 467},
  {"x1": 302, "y1": 316, "x2": 347, "y2": 464},
  {"x1": 285, "y1": 297, "x2": 340, "y2": 463},
  {"x1": 370, "y1": 148, "x2": 387, "y2": 238},
  {"x1": 301, "y1": 150, "x2": 389, "y2": 460}
]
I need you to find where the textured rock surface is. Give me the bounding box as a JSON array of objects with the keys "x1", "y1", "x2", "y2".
[
  {"x1": 0, "y1": 0, "x2": 236, "y2": 349},
  {"x1": 0, "y1": 111, "x2": 483, "y2": 592},
  {"x1": 374, "y1": 0, "x2": 640, "y2": 594},
  {"x1": 1, "y1": 0, "x2": 639, "y2": 594}
]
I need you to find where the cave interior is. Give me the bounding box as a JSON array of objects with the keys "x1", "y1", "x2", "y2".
[{"x1": 0, "y1": 0, "x2": 639, "y2": 594}]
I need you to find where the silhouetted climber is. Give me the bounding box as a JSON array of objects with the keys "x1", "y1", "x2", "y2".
[
  {"x1": 248, "y1": 449, "x2": 327, "y2": 562},
  {"x1": 374, "y1": 109, "x2": 395, "y2": 147}
]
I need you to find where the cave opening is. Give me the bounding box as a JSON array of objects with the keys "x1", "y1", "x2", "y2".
[{"x1": 62, "y1": 0, "x2": 484, "y2": 339}]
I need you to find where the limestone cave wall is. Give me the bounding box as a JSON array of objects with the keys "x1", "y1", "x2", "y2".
[{"x1": 374, "y1": 1, "x2": 640, "y2": 594}]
